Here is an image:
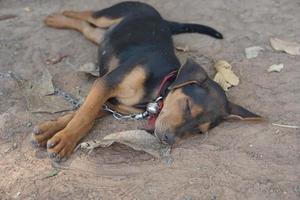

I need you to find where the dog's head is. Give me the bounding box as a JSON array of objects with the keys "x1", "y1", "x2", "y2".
[{"x1": 155, "y1": 58, "x2": 262, "y2": 145}]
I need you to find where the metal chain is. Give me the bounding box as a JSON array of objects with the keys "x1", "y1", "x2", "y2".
[
  {"x1": 54, "y1": 87, "x2": 83, "y2": 109},
  {"x1": 102, "y1": 96, "x2": 163, "y2": 121},
  {"x1": 53, "y1": 86, "x2": 162, "y2": 121},
  {"x1": 102, "y1": 104, "x2": 149, "y2": 120}
]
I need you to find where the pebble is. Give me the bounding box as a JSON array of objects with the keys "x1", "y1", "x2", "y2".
[
  {"x1": 14, "y1": 192, "x2": 21, "y2": 198},
  {"x1": 26, "y1": 122, "x2": 32, "y2": 127}
]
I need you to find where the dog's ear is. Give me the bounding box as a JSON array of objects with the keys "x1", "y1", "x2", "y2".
[
  {"x1": 225, "y1": 102, "x2": 264, "y2": 121},
  {"x1": 169, "y1": 58, "x2": 208, "y2": 90}
]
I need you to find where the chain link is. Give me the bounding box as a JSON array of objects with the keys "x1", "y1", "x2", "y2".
[
  {"x1": 53, "y1": 85, "x2": 159, "y2": 121},
  {"x1": 102, "y1": 96, "x2": 163, "y2": 121},
  {"x1": 102, "y1": 104, "x2": 149, "y2": 120}
]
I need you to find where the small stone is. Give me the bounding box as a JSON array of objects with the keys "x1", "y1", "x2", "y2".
[
  {"x1": 24, "y1": 7, "x2": 32, "y2": 12},
  {"x1": 184, "y1": 196, "x2": 193, "y2": 200},
  {"x1": 26, "y1": 122, "x2": 32, "y2": 127},
  {"x1": 14, "y1": 192, "x2": 21, "y2": 198},
  {"x1": 267, "y1": 64, "x2": 284, "y2": 73},
  {"x1": 294, "y1": 185, "x2": 300, "y2": 193},
  {"x1": 77, "y1": 62, "x2": 99, "y2": 77},
  {"x1": 245, "y1": 46, "x2": 264, "y2": 59},
  {"x1": 249, "y1": 144, "x2": 253, "y2": 147}
]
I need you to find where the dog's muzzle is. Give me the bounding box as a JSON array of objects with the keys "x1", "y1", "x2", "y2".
[{"x1": 155, "y1": 130, "x2": 176, "y2": 146}]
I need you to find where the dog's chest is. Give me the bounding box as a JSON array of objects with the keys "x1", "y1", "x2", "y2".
[{"x1": 115, "y1": 67, "x2": 147, "y2": 106}]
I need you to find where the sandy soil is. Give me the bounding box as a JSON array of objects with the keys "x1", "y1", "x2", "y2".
[{"x1": 0, "y1": 0, "x2": 299, "y2": 199}]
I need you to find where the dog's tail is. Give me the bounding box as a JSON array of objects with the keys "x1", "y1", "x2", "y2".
[{"x1": 166, "y1": 20, "x2": 223, "y2": 39}]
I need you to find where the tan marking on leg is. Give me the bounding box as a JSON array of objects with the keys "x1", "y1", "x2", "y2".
[
  {"x1": 62, "y1": 11, "x2": 93, "y2": 21},
  {"x1": 62, "y1": 10, "x2": 123, "y2": 28},
  {"x1": 45, "y1": 13, "x2": 104, "y2": 44},
  {"x1": 115, "y1": 66, "x2": 146, "y2": 106},
  {"x1": 46, "y1": 78, "x2": 112, "y2": 159},
  {"x1": 81, "y1": 24, "x2": 104, "y2": 44},
  {"x1": 92, "y1": 17, "x2": 123, "y2": 28},
  {"x1": 45, "y1": 13, "x2": 83, "y2": 30}
]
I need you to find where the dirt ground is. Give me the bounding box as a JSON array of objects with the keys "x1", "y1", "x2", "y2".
[{"x1": 0, "y1": 0, "x2": 299, "y2": 199}]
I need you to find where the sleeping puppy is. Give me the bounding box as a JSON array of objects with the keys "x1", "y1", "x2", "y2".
[
  {"x1": 155, "y1": 58, "x2": 262, "y2": 145},
  {"x1": 31, "y1": 1, "x2": 262, "y2": 161}
]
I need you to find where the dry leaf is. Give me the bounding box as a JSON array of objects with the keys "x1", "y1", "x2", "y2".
[
  {"x1": 213, "y1": 60, "x2": 239, "y2": 91},
  {"x1": 245, "y1": 46, "x2": 264, "y2": 59},
  {"x1": 77, "y1": 62, "x2": 100, "y2": 77},
  {"x1": 270, "y1": 38, "x2": 300, "y2": 55},
  {"x1": 76, "y1": 130, "x2": 171, "y2": 159},
  {"x1": 24, "y1": 7, "x2": 32, "y2": 12},
  {"x1": 267, "y1": 64, "x2": 284, "y2": 73}
]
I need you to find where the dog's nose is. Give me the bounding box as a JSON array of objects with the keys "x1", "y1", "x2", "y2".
[{"x1": 156, "y1": 131, "x2": 176, "y2": 145}]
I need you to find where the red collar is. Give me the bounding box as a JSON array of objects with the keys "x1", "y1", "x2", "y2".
[
  {"x1": 156, "y1": 70, "x2": 178, "y2": 97},
  {"x1": 147, "y1": 70, "x2": 178, "y2": 129}
]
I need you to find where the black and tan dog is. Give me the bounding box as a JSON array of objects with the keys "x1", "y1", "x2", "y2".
[{"x1": 31, "y1": 1, "x2": 262, "y2": 161}]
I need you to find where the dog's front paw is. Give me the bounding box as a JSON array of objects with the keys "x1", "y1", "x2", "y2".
[
  {"x1": 46, "y1": 129, "x2": 77, "y2": 162},
  {"x1": 31, "y1": 120, "x2": 64, "y2": 148}
]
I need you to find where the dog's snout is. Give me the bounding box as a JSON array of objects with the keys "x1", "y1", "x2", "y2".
[{"x1": 156, "y1": 131, "x2": 176, "y2": 145}]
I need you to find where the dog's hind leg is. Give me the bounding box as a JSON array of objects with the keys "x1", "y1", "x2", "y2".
[
  {"x1": 61, "y1": 1, "x2": 154, "y2": 28},
  {"x1": 45, "y1": 14, "x2": 104, "y2": 44},
  {"x1": 62, "y1": 10, "x2": 123, "y2": 29}
]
